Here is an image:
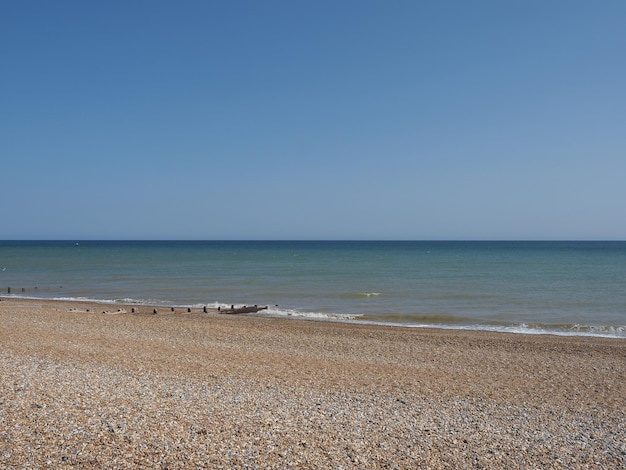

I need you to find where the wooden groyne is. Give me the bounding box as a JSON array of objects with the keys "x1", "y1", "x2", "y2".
[
  {"x1": 3, "y1": 286, "x2": 272, "y2": 317},
  {"x1": 218, "y1": 305, "x2": 268, "y2": 315}
]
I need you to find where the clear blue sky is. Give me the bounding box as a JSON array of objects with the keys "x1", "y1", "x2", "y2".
[{"x1": 2, "y1": 1, "x2": 625, "y2": 240}]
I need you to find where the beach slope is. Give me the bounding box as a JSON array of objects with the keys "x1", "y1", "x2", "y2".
[{"x1": 1, "y1": 298, "x2": 625, "y2": 467}]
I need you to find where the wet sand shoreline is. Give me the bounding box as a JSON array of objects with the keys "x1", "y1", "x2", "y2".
[{"x1": 1, "y1": 297, "x2": 625, "y2": 467}]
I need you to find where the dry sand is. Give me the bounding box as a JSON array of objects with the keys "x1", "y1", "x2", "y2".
[{"x1": 0, "y1": 297, "x2": 625, "y2": 468}]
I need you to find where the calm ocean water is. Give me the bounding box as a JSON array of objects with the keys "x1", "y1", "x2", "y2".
[{"x1": 1, "y1": 241, "x2": 625, "y2": 338}]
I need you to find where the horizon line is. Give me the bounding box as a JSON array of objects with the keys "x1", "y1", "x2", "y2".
[{"x1": 2, "y1": 239, "x2": 625, "y2": 243}]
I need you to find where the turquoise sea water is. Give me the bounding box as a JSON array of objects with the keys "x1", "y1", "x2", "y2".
[{"x1": 1, "y1": 241, "x2": 625, "y2": 338}]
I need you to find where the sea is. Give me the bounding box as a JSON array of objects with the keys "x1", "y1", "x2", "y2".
[{"x1": 1, "y1": 240, "x2": 625, "y2": 339}]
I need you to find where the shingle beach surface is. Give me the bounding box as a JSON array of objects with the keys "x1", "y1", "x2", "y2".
[{"x1": 1, "y1": 298, "x2": 625, "y2": 468}]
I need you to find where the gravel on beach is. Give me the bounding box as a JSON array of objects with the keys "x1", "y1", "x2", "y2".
[{"x1": 1, "y1": 298, "x2": 625, "y2": 468}]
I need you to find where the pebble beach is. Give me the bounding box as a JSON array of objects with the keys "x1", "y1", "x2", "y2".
[{"x1": 1, "y1": 297, "x2": 625, "y2": 468}]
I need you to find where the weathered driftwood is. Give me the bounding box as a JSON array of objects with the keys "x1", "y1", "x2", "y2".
[{"x1": 218, "y1": 305, "x2": 268, "y2": 315}]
